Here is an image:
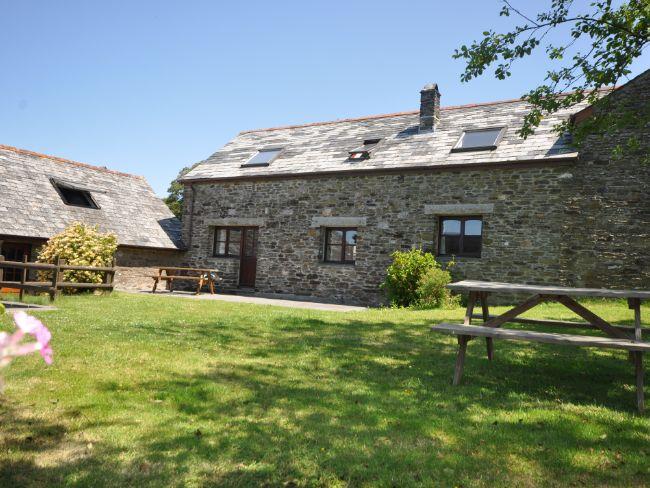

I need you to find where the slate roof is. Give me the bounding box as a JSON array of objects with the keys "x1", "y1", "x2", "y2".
[
  {"x1": 181, "y1": 97, "x2": 581, "y2": 182},
  {"x1": 0, "y1": 145, "x2": 183, "y2": 250}
]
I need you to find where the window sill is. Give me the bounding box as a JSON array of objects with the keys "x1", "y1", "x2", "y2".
[
  {"x1": 240, "y1": 163, "x2": 270, "y2": 168},
  {"x1": 450, "y1": 145, "x2": 497, "y2": 153},
  {"x1": 62, "y1": 203, "x2": 100, "y2": 210},
  {"x1": 319, "y1": 261, "x2": 356, "y2": 267},
  {"x1": 437, "y1": 254, "x2": 482, "y2": 259},
  {"x1": 212, "y1": 255, "x2": 241, "y2": 259}
]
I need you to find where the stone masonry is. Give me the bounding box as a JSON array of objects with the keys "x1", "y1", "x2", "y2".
[
  {"x1": 561, "y1": 70, "x2": 650, "y2": 291},
  {"x1": 182, "y1": 159, "x2": 642, "y2": 306},
  {"x1": 114, "y1": 247, "x2": 183, "y2": 291}
]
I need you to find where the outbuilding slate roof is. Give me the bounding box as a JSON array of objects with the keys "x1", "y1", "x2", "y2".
[
  {"x1": 0, "y1": 145, "x2": 182, "y2": 250},
  {"x1": 181, "y1": 97, "x2": 581, "y2": 182}
]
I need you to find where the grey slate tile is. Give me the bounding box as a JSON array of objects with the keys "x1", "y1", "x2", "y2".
[
  {"x1": 181, "y1": 99, "x2": 582, "y2": 182},
  {"x1": 0, "y1": 145, "x2": 182, "y2": 249}
]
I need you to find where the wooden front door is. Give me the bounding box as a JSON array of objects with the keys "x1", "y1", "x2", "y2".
[
  {"x1": 239, "y1": 227, "x2": 258, "y2": 288},
  {"x1": 1, "y1": 242, "x2": 32, "y2": 282}
]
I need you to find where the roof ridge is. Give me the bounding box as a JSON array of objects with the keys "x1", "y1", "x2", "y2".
[
  {"x1": 237, "y1": 86, "x2": 618, "y2": 135},
  {"x1": 238, "y1": 97, "x2": 530, "y2": 134},
  {"x1": 239, "y1": 109, "x2": 420, "y2": 134},
  {"x1": 0, "y1": 144, "x2": 145, "y2": 179}
]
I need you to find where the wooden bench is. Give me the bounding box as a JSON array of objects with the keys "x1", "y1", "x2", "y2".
[
  {"x1": 432, "y1": 280, "x2": 650, "y2": 412},
  {"x1": 433, "y1": 323, "x2": 648, "y2": 413},
  {"x1": 436, "y1": 323, "x2": 650, "y2": 352},
  {"x1": 151, "y1": 267, "x2": 220, "y2": 295}
]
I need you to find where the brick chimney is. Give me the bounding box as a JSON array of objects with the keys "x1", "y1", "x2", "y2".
[{"x1": 419, "y1": 83, "x2": 441, "y2": 132}]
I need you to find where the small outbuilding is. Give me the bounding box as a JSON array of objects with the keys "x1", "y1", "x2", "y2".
[{"x1": 0, "y1": 144, "x2": 184, "y2": 289}]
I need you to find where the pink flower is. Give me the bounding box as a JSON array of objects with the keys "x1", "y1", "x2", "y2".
[
  {"x1": 13, "y1": 311, "x2": 44, "y2": 335},
  {"x1": 9, "y1": 312, "x2": 53, "y2": 365},
  {"x1": 40, "y1": 344, "x2": 53, "y2": 365},
  {"x1": 34, "y1": 324, "x2": 51, "y2": 349}
]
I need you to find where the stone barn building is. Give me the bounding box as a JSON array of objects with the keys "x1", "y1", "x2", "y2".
[
  {"x1": 0, "y1": 144, "x2": 183, "y2": 289},
  {"x1": 178, "y1": 69, "x2": 649, "y2": 306}
]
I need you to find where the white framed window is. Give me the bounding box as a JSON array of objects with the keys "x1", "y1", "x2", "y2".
[
  {"x1": 451, "y1": 128, "x2": 505, "y2": 152},
  {"x1": 242, "y1": 148, "x2": 283, "y2": 167}
]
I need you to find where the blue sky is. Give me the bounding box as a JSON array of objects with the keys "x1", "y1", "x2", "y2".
[{"x1": 1, "y1": 1, "x2": 648, "y2": 196}]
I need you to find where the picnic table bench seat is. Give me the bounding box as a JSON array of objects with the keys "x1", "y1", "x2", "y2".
[{"x1": 434, "y1": 323, "x2": 650, "y2": 352}]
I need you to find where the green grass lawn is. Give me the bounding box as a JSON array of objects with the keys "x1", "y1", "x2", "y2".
[{"x1": 1, "y1": 293, "x2": 649, "y2": 487}]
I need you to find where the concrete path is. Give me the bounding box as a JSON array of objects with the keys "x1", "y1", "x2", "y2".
[
  {"x1": 134, "y1": 290, "x2": 366, "y2": 312},
  {"x1": 1, "y1": 301, "x2": 57, "y2": 314}
]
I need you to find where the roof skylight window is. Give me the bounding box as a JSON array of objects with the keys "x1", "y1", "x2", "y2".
[
  {"x1": 242, "y1": 148, "x2": 283, "y2": 167},
  {"x1": 452, "y1": 128, "x2": 504, "y2": 152},
  {"x1": 348, "y1": 139, "x2": 381, "y2": 161},
  {"x1": 51, "y1": 180, "x2": 99, "y2": 209}
]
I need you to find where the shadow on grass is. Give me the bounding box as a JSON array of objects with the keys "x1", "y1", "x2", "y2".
[
  {"x1": 2, "y1": 312, "x2": 649, "y2": 486},
  {"x1": 0, "y1": 399, "x2": 144, "y2": 487},
  {"x1": 102, "y1": 316, "x2": 650, "y2": 484}
]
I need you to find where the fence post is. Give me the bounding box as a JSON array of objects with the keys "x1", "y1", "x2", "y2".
[
  {"x1": 0, "y1": 255, "x2": 4, "y2": 284},
  {"x1": 106, "y1": 257, "x2": 116, "y2": 292},
  {"x1": 19, "y1": 255, "x2": 28, "y2": 301},
  {"x1": 50, "y1": 257, "x2": 61, "y2": 302}
]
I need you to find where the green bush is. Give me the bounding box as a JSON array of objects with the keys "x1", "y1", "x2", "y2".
[
  {"x1": 381, "y1": 249, "x2": 456, "y2": 309},
  {"x1": 37, "y1": 222, "x2": 117, "y2": 289},
  {"x1": 381, "y1": 249, "x2": 438, "y2": 307},
  {"x1": 415, "y1": 266, "x2": 457, "y2": 309},
  {"x1": 0, "y1": 302, "x2": 5, "y2": 315}
]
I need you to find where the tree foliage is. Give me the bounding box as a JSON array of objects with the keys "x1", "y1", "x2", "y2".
[
  {"x1": 164, "y1": 163, "x2": 199, "y2": 219},
  {"x1": 454, "y1": 0, "x2": 649, "y2": 157}
]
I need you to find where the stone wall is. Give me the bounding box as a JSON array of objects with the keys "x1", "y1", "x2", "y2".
[
  {"x1": 114, "y1": 247, "x2": 184, "y2": 291},
  {"x1": 562, "y1": 70, "x2": 650, "y2": 290},
  {"x1": 182, "y1": 162, "x2": 587, "y2": 305}
]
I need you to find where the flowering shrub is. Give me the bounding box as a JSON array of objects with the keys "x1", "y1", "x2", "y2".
[
  {"x1": 38, "y1": 222, "x2": 117, "y2": 288},
  {"x1": 0, "y1": 312, "x2": 53, "y2": 385}
]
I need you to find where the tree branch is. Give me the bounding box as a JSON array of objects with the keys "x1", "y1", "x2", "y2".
[{"x1": 503, "y1": 0, "x2": 539, "y2": 26}]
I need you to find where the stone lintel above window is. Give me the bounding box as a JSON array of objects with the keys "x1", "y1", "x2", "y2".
[
  {"x1": 310, "y1": 216, "x2": 367, "y2": 228},
  {"x1": 206, "y1": 218, "x2": 266, "y2": 227},
  {"x1": 424, "y1": 204, "x2": 494, "y2": 215}
]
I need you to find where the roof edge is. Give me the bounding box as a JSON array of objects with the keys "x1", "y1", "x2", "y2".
[
  {"x1": 117, "y1": 243, "x2": 186, "y2": 252},
  {"x1": 180, "y1": 155, "x2": 579, "y2": 184},
  {"x1": 0, "y1": 232, "x2": 184, "y2": 251},
  {"x1": 0, "y1": 144, "x2": 145, "y2": 180}
]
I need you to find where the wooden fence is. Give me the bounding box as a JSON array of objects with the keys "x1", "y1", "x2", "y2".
[{"x1": 0, "y1": 255, "x2": 116, "y2": 301}]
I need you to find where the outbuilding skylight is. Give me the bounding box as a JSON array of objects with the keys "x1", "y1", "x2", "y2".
[
  {"x1": 51, "y1": 179, "x2": 99, "y2": 209},
  {"x1": 348, "y1": 139, "x2": 381, "y2": 161},
  {"x1": 452, "y1": 128, "x2": 504, "y2": 152},
  {"x1": 242, "y1": 148, "x2": 283, "y2": 167}
]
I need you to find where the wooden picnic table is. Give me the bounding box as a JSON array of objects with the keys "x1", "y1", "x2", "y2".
[
  {"x1": 432, "y1": 280, "x2": 650, "y2": 412},
  {"x1": 151, "y1": 267, "x2": 220, "y2": 295}
]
